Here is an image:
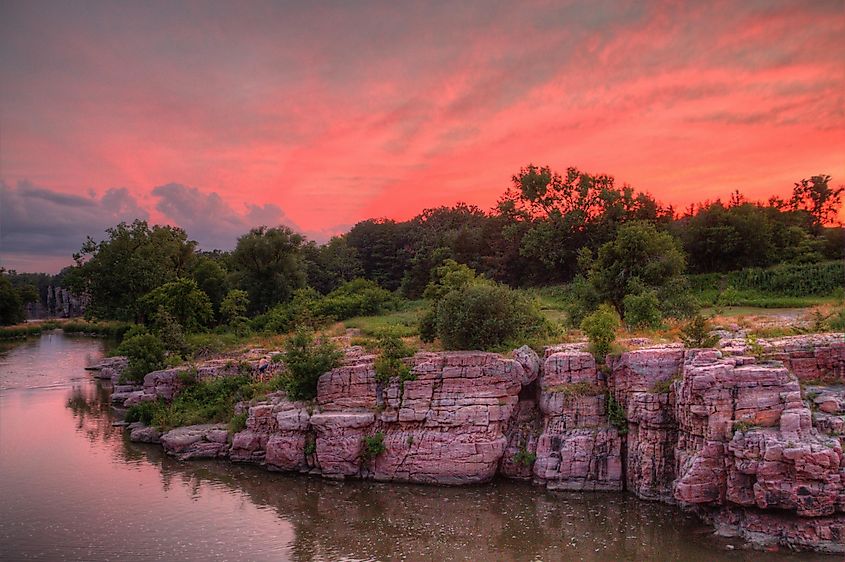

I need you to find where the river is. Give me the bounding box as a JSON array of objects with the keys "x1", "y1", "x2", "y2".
[{"x1": 0, "y1": 332, "x2": 831, "y2": 561}]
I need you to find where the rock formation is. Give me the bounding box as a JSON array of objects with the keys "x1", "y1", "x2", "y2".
[{"x1": 107, "y1": 333, "x2": 845, "y2": 553}]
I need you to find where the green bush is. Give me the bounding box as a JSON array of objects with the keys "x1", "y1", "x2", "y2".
[
  {"x1": 125, "y1": 400, "x2": 160, "y2": 425},
  {"x1": 580, "y1": 304, "x2": 620, "y2": 362},
  {"x1": 623, "y1": 290, "x2": 662, "y2": 329},
  {"x1": 561, "y1": 275, "x2": 600, "y2": 327},
  {"x1": 315, "y1": 278, "x2": 396, "y2": 319},
  {"x1": 373, "y1": 333, "x2": 415, "y2": 384},
  {"x1": 116, "y1": 333, "x2": 166, "y2": 383},
  {"x1": 606, "y1": 393, "x2": 628, "y2": 435},
  {"x1": 513, "y1": 447, "x2": 536, "y2": 467},
  {"x1": 361, "y1": 432, "x2": 386, "y2": 460},
  {"x1": 140, "y1": 278, "x2": 213, "y2": 332},
  {"x1": 680, "y1": 314, "x2": 719, "y2": 348},
  {"x1": 432, "y1": 282, "x2": 548, "y2": 350},
  {"x1": 229, "y1": 412, "x2": 248, "y2": 433},
  {"x1": 282, "y1": 329, "x2": 343, "y2": 400},
  {"x1": 220, "y1": 289, "x2": 250, "y2": 324},
  {"x1": 151, "y1": 307, "x2": 189, "y2": 358}
]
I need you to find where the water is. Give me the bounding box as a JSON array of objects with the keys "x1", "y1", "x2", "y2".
[{"x1": 0, "y1": 332, "x2": 831, "y2": 561}]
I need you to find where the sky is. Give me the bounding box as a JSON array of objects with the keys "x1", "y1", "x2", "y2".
[{"x1": 1, "y1": 0, "x2": 843, "y2": 273}]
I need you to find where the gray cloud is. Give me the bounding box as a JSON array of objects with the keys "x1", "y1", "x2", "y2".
[
  {"x1": 0, "y1": 180, "x2": 148, "y2": 271},
  {"x1": 151, "y1": 183, "x2": 301, "y2": 251}
]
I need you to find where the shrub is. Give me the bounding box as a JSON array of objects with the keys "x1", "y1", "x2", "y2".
[
  {"x1": 140, "y1": 278, "x2": 213, "y2": 332},
  {"x1": 151, "y1": 307, "x2": 189, "y2": 357},
  {"x1": 432, "y1": 282, "x2": 547, "y2": 350},
  {"x1": 316, "y1": 278, "x2": 396, "y2": 319},
  {"x1": 580, "y1": 304, "x2": 620, "y2": 362},
  {"x1": 304, "y1": 438, "x2": 317, "y2": 456},
  {"x1": 229, "y1": 412, "x2": 248, "y2": 433},
  {"x1": 125, "y1": 400, "x2": 161, "y2": 426},
  {"x1": 282, "y1": 329, "x2": 343, "y2": 400},
  {"x1": 361, "y1": 432, "x2": 386, "y2": 460},
  {"x1": 680, "y1": 314, "x2": 719, "y2": 348},
  {"x1": 513, "y1": 447, "x2": 536, "y2": 467},
  {"x1": 546, "y1": 381, "x2": 603, "y2": 398},
  {"x1": 606, "y1": 393, "x2": 627, "y2": 435},
  {"x1": 623, "y1": 290, "x2": 662, "y2": 329},
  {"x1": 220, "y1": 289, "x2": 250, "y2": 324},
  {"x1": 562, "y1": 275, "x2": 600, "y2": 327},
  {"x1": 116, "y1": 333, "x2": 166, "y2": 383},
  {"x1": 373, "y1": 333, "x2": 415, "y2": 384},
  {"x1": 746, "y1": 334, "x2": 766, "y2": 360}
]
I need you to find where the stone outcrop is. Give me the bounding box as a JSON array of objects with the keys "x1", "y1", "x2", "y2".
[
  {"x1": 108, "y1": 332, "x2": 845, "y2": 553},
  {"x1": 532, "y1": 351, "x2": 622, "y2": 491},
  {"x1": 160, "y1": 424, "x2": 230, "y2": 460}
]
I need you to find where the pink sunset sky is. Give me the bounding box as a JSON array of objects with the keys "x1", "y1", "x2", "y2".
[{"x1": 1, "y1": 0, "x2": 843, "y2": 273}]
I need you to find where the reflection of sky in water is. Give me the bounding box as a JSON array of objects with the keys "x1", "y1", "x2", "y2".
[{"x1": 0, "y1": 334, "x2": 831, "y2": 561}]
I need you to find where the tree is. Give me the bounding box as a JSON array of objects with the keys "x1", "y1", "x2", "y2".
[
  {"x1": 589, "y1": 221, "x2": 686, "y2": 313},
  {"x1": 140, "y1": 278, "x2": 213, "y2": 332},
  {"x1": 70, "y1": 220, "x2": 197, "y2": 320},
  {"x1": 191, "y1": 256, "x2": 229, "y2": 319},
  {"x1": 302, "y1": 236, "x2": 363, "y2": 294},
  {"x1": 220, "y1": 289, "x2": 250, "y2": 324},
  {"x1": 346, "y1": 219, "x2": 412, "y2": 291},
  {"x1": 230, "y1": 226, "x2": 307, "y2": 313},
  {"x1": 0, "y1": 274, "x2": 25, "y2": 325},
  {"x1": 790, "y1": 175, "x2": 843, "y2": 229}
]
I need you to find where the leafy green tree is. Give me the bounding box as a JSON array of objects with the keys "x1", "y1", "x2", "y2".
[
  {"x1": 0, "y1": 274, "x2": 25, "y2": 325},
  {"x1": 231, "y1": 226, "x2": 307, "y2": 313},
  {"x1": 302, "y1": 236, "x2": 364, "y2": 294},
  {"x1": 623, "y1": 291, "x2": 662, "y2": 329},
  {"x1": 588, "y1": 221, "x2": 686, "y2": 313},
  {"x1": 140, "y1": 278, "x2": 213, "y2": 332},
  {"x1": 790, "y1": 174, "x2": 843, "y2": 229},
  {"x1": 70, "y1": 220, "x2": 197, "y2": 320},
  {"x1": 191, "y1": 256, "x2": 229, "y2": 319},
  {"x1": 220, "y1": 289, "x2": 250, "y2": 324},
  {"x1": 346, "y1": 219, "x2": 412, "y2": 291},
  {"x1": 116, "y1": 333, "x2": 166, "y2": 383},
  {"x1": 282, "y1": 329, "x2": 342, "y2": 400},
  {"x1": 580, "y1": 304, "x2": 620, "y2": 362}
]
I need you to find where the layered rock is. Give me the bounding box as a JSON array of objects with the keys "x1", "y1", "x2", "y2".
[
  {"x1": 160, "y1": 424, "x2": 230, "y2": 460},
  {"x1": 609, "y1": 346, "x2": 683, "y2": 501},
  {"x1": 532, "y1": 351, "x2": 623, "y2": 491}
]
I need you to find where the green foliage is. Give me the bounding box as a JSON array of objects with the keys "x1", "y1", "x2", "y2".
[
  {"x1": 724, "y1": 261, "x2": 843, "y2": 297},
  {"x1": 589, "y1": 221, "x2": 686, "y2": 313},
  {"x1": 606, "y1": 393, "x2": 628, "y2": 435},
  {"x1": 732, "y1": 420, "x2": 759, "y2": 434},
  {"x1": 580, "y1": 304, "x2": 620, "y2": 362},
  {"x1": 0, "y1": 275, "x2": 26, "y2": 325},
  {"x1": 373, "y1": 333, "x2": 415, "y2": 384},
  {"x1": 316, "y1": 279, "x2": 396, "y2": 319},
  {"x1": 303, "y1": 236, "x2": 364, "y2": 294},
  {"x1": 191, "y1": 256, "x2": 229, "y2": 319},
  {"x1": 546, "y1": 381, "x2": 604, "y2": 398},
  {"x1": 680, "y1": 314, "x2": 719, "y2": 348},
  {"x1": 141, "y1": 278, "x2": 213, "y2": 332},
  {"x1": 561, "y1": 275, "x2": 600, "y2": 327},
  {"x1": 431, "y1": 279, "x2": 548, "y2": 351},
  {"x1": 361, "y1": 432, "x2": 386, "y2": 460},
  {"x1": 422, "y1": 259, "x2": 478, "y2": 301},
  {"x1": 651, "y1": 375, "x2": 681, "y2": 394},
  {"x1": 282, "y1": 329, "x2": 343, "y2": 401},
  {"x1": 139, "y1": 375, "x2": 273, "y2": 430},
  {"x1": 623, "y1": 290, "x2": 662, "y2": 329},
  {"x1": 513, "y1": 447, "x2": 536, "y2": 467},
  {"x1": 304, "y1": 438, "x2": 317, "y2": 456},
  {"x1": 220, "y1": 289, "x2": 250, "y2": 324},
  {"x1": 150, "y1": 307, "x2": 189, "y2": 357},
  {"x1": 70, "y1": 220, "x2": 196, "y2": 321},
  {"x1": 125, "y1": 400, "x2": 159, "y2": 426},
  {"x1": 746, "y1": 334, "x2": 766, "y2": 360},
  {"x1": 229, "y1": 412, "x2": 248, "y2": 433},
  {"x1": 116, "y1": 333, "x2": 166, "y2": 383},
  {"x1": 231, "y1": 226, "x2": 307, "y2": 313}
]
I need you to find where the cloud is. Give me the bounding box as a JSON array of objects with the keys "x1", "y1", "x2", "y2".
[
  {"x1": 0, "y1": 180, "x2": 148, "y2": 271},
  {"x1": 151, "y1": 182, "x2": 299, "y2": 250}
]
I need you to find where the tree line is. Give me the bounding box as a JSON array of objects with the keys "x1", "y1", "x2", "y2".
[{"x1": 2, "y1": 166, "x2": 841, "y2": 328}]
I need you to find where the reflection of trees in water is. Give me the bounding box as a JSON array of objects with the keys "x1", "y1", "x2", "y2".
[{"x1": 64, "y1": 382, "x2": 715, "y2": 561}]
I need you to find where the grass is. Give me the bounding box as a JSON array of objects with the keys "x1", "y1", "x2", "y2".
[
  {"x1": 342, "y1": 301, "x2": 425, "y2": 337},
  {"x1": 545, "y1": 381, "x2": 604, "y2": 397}
]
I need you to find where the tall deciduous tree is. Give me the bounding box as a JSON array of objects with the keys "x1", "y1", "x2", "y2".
[
  {"x1": 230, "y1": 226, "x2": 306, "y2": 313},
  {"x1": 70, "y1": 220, "x2": 197, "y2": 320}
]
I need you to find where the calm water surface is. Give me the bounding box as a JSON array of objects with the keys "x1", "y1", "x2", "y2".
[{"x1": 0, "y1": 332, "x2": 832, "y2": 561}]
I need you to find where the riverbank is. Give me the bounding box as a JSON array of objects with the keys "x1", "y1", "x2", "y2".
[{"x1": 94, "y1": 331, "x2": 845, "y2": 554}]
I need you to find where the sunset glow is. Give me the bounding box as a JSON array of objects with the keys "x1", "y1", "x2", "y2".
[{"x1": 1, "y1": 0, "x2": 843, "y2": 272}]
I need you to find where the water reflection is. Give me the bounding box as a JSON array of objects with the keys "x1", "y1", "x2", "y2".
[{"x1": 0, "y1": 334, "x2": 832, "y2": 561}]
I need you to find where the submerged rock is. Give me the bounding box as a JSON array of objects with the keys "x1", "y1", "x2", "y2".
[{"x1": 160, "y1": 424, "x2": 229, "y2": 460}]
